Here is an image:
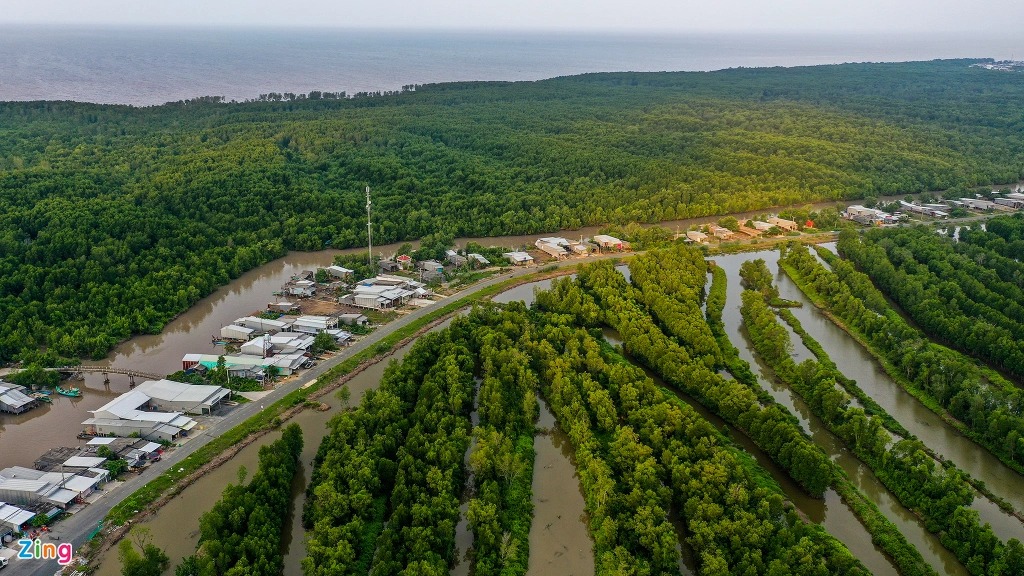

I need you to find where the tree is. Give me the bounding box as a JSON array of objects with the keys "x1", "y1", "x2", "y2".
[
  {"x1": 118, "y1": 528, "x2": 169, "y2": 576},
  {"x1": 311, "y1": 331, "x2": 339, "y2": 354},
  {"x1": 718, "y1": 216, "x2": 740, "y2": 232},
  {"x1": 105, "y1": 459, "x2": 128, "y2": 478}
]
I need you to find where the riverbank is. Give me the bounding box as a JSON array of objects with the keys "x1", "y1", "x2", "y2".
[
  {"x1": 779, "y1": 252, "x2": 1024, "y2": 519},
  {"x1": 68, "y1": 255, "x2": 627, "y2": 575}
]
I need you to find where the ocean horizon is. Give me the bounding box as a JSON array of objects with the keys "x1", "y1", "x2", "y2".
[{"x1": 0, "y1": 25, "x2": 1016, "y2": 106}]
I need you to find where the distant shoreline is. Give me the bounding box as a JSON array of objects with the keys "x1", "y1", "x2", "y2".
[{"x1": 0, "y1": 28, "x2": 1010, "y2": 106}]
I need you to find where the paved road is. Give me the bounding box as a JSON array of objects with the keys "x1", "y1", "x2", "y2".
[{"x1": 17, "y1": 256, "x2": 603, "y2": 576}]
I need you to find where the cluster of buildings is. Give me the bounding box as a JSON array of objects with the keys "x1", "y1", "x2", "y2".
[
  {"x1": 340, "y1": 275, "x2": 432, "y2": 310},
  {"x1": 503, "y1": 234, "x2": 629, "y2": 266},
  {"x1": 685, "y1": 217, "x2": 799, "y2": 244},
  {"x1": 209, "y1": 313, "x2": 360, "y2": 378},
  {"x1": 533, "y1": 237, "x2": 593, "y2": 260},
  {"x1": 845, "y1": 205, "x2": 901, "y2": 226},
  {"x1": 851, "y1": 192, "x2": 1024, "y2": 225},
  {"x1": 0, "y1": 434, "x2": 168, "y2": 532}
]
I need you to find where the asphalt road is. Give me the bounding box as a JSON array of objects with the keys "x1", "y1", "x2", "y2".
[{"x1": 16, "y1": 256, "x2": 603, "y2": 576}]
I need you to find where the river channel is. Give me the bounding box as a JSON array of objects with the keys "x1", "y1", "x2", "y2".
[
  {"x1": 500, "y1": 271, "x2": 900, "y2": 576},
  {"x1": 750, "y1": 248, "x2": 1024, "y2": 543}
]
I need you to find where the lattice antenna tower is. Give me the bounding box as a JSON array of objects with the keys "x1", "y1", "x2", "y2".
[{"x1": 366, "y1": 186, "x2": 373, "y2": 267}]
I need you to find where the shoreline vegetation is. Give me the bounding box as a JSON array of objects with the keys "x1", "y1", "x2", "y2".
[
  {"x1": 85, "y1": 260, "x2": 612, "y2": 566},
  {"x1": 4, "y1": 59, "x2": 1024, "y2": 365},
  {"x1": 780, "y1": 239, "x2": 1024, "y2": 482},
  {"x1": 84, "y1": 237, "x2": 837, "y2": 570}
]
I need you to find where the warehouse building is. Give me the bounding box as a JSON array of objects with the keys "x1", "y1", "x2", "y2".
[{"x1": 0, "y1": 382, "x2": 36, "y2": 414}]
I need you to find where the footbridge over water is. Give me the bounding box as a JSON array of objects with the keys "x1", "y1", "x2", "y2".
[{"x1": 45, "y1": 365, "x2": 164, "y2": 386}]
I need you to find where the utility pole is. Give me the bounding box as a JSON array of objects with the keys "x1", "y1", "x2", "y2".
[{"x1": 366, "y1": 186, "x2": 373, "y2": 268}]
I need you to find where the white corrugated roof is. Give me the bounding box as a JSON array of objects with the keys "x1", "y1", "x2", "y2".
[
  {"x1": 86, "y1": 437, "x2": 117, "y2": 445},
  {"x1": 63, "y1": 475, "x2": 100, "y2": 493},
  {"x1": 0, "y1": 478, "x2": 49, "y2": 493},
  {"x1": 46, "y1": 488, "x2": 78, "y2": 504},
  {"x1": 135, "y1": 379, "x2": 228, "y2": 405},
  {"x1": 93, "y1": 389, "x2": 150, "y2": 418},
  {"x1": 63, "y1": 457, "x2": 106, "y2": 468}
]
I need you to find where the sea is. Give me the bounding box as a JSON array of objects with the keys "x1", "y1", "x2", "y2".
[{"x1": 0, "y1": 26, "x2": 1018, "y2": 106}]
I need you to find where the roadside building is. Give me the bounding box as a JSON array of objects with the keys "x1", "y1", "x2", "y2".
[
  {"x1": 0, "y1": 382, "x2": 36, "y2": 414},
  {"x1": 534, "y1": 240, "x2": 567, "y2": 259},
  {"x1": 960, "y1": 197, "x2": 995, "y2": 210},
  {"x1": 686, "y1": 231, "x2": 709, "y2": 244},
  {"x1": 235, "y1": 316, "x2": 291, "y2": 333},
  {"x1": 445, "y1": 250, "x2": 468, "y2": 266},
  {"x1": 503, "y1": 251, "x2": 534, "y2": 266},
  {"x1": 0, "y1": 468, "x2": 81, "y2": 508},
  {"x1": 326, "y1": 265, "x2": 354, "y2": 279},
  {"x1": 737, "y1": 226, "x2": 763, "y2": 238},
  {"x1": 568, "y1": 242, "x2": 590, "y2": 255},
  {"x1": 338, "y1": 313, "x2": 369, "y2": 326},
  {"x1": 468, "y1": 253, "x2": 490, "y2": 266},
  {"x1": 767, "y1": 217, "x2": 799, "y2": 231},
  {"x1": 751, "y1": 221, "x2": 774, "y2": 231},
  {"x1": 268, "y1": 332, "x2": 316, "y2": 354},
  {"x1": 348, "y1": 284, "x2": 414, "y2": 309},
  {"x1": 592, "y1": 234, "x2": 626, "y2": 250},
  {"x1": 379, "y1": 260, "x2": 400, "y2": 273},
  {"x1": 396, "y1": 254, "x2": 413, "y2": 269},
  {"x1": 0, "y1": 502, "x2": 35, "y2": 533},
  {"x1": 419, "y1": 260, "x2": 445, "y2": 274},
  {"x1": 707, "y1": 225, "x2": 736, "y2": 240},
  {"x1": 290, "y1": 315, "x2": 339, "y2": 335},
  {"x1": 220, "y1": 324, "x2": 255, "y2": 342},
  {"x1": 994, "y1": 197, "x2": 1024, "y2": 209},
  {"x1": 267, "y1": 301, "x2": 298, "y2": 313},
  {"x1": 83, "y1": 389, "x2": 197, "y2": 442}
]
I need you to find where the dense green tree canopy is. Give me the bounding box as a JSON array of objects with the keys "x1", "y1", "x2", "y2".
[{"x1": 2, "y1": 59, "x2": 1023, "y2": 362}]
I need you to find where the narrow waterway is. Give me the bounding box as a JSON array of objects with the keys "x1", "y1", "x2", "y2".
[
  {"x1": 507, "y1": 278, "x2": 898, "y2": 575},
  {"x1": 760, "y1": 249, "x2": 1024, "y2": 543},
  {"x1": 712, "y1": 252, "x2": 970, "y2": 575},
  {"x1": 450, "y1": 378, "x2": 481, "y2": 576},
  {"x1": 528, "y1": 398, "x2": 595, "y2": 576}
]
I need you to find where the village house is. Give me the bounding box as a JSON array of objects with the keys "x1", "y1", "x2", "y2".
[
  {"x1": 767, "y1": 217, "x2": 799, "y2": 231},
  {"x1": 504, "y1": 251, "x2": 534, "y2": 266},
  {"x1": 592, "y1": 234, "x2": 627, "y2": 250}
]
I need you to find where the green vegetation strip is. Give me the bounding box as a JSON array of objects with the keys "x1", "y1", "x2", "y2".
[
  {"x1": 783, "y1": 242, "x2": 1024, "y2": 496},
  {"x1": 741, "y1": 260, "x2": 1021, "y2": 575},
  {"x1": 102, "y1": 267, "x2": 568, "y2": 529}
]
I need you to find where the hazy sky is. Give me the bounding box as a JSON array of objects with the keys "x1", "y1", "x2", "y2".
[{"x1": 3, "y1": 0, "x2": 1021, "y2": 33}]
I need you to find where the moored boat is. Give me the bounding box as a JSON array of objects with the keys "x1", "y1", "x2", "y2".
[{"x1": 55, "y1": 385, "x2": 82, "y2": 397}]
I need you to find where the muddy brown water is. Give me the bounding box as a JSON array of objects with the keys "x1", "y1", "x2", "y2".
[
  {"x1": 508, "y1": 279, "x2": 898, "y2": 575},
  {"x1": 0, "y1": 250, "x2": 348, "y2": 469},
  {"x1": 528, "y1": 398, "x2": 595, "y2": 576},
  {"x1": 714, "y1": 252, "x2": 977, "y2": 574},
  {"x1": 773, "y1": 248, "x2": 1023, "y2": 542},
  {"x1": 91, "y1": 326, "x2": 435, "y2": 576}
]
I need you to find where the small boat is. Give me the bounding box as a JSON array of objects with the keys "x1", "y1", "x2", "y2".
[
  {"x1": 35, "y1": 388, "x2": 52, "y2": 395},
  {"x1": 32, "y1": 393, "x2": 52, "y2": 403},
  {"x1": 55, "y1": 386, "x2": 82, "y2": 397}
]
